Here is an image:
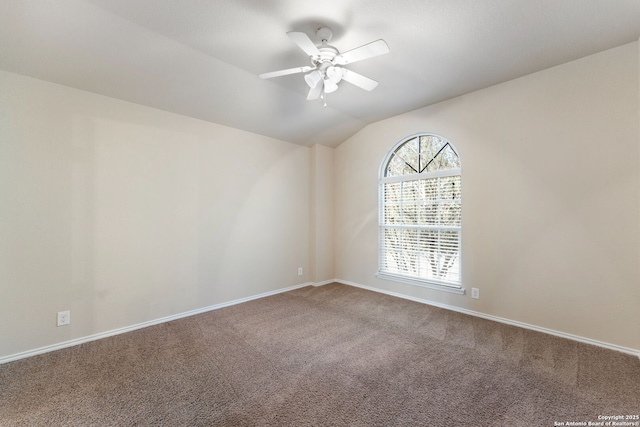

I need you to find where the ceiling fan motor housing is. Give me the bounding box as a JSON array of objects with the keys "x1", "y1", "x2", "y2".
[
  {"x1": 314, "y1": 46, "x2": 339, "y2": 65},
  {"x1": 308, "y1": 28, "x2": 343, "y2": 90},
  {"x1": 311, "y1": 28, "x2": 342, "y2": 87}
]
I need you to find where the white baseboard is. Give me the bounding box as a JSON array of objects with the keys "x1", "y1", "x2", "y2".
[
  {"x1": 312, "y1": 279, "x2": 335, "y2": 287},
  {"x1": 335, "y1": 278, "x2": 640, "y2": 360},
  {"x1": 4, "y1": 279, "x2": 637, "y2": 364},
  {"x1": 0, "y1": 282, "x2": 313, "y2": 365}
]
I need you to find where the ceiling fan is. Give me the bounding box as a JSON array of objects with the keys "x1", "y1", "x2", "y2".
[{"x1": 259, "y1": 27, "x2": 390, "y2": 105}]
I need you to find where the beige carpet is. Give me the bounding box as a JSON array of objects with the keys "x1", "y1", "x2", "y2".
[{"x1": 1, "y1": 283, "x2": 639, "y2": 426}]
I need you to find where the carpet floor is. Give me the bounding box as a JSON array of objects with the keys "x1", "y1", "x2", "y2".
[{"x1": 1, "y1": 283, "x2": 639, "y2": 426}]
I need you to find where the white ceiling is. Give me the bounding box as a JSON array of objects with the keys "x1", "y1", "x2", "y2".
[{"x1": 2, "y1": 0, "x2": 640, "y2": 147}]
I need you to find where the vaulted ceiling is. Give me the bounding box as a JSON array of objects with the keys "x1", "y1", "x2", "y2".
[{"x1": 2, "y1": 0, "x2": 640, "y2": 147}]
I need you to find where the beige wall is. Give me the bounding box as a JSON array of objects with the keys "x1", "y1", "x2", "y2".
[
  {"x1": 310, "y1": 144, "x2": 335, "y2": 283},
  {"x1": 0, "y1": 71, "x2": 310, "y2": 359},
  {"x1": 335, "y1": 42, "x2": 640, "y2": 352},
  {"x1": 2, "y1": 41, "x2": 639, "y2": 361}
]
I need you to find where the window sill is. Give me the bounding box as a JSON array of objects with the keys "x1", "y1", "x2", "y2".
[{"x1": 376, "y1": 272, "x2": 466, "y2": 295}]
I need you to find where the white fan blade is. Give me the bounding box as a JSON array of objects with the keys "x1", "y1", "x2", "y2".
[
  {"x1": 259, "y1": 66, "x2": 314, "y2": 79},
  {"x1": 307, "y1": 81, "x2": 323, "y2": 100},
  {"x1": 287, "y1": 31, "x2": 321, "y2": 58},
  {"x1": 342, "y1": 69, "x2": 379, "y2": 91},
  {"x1": 334, "y1": 39, "x2": 390, "y2": 65}
]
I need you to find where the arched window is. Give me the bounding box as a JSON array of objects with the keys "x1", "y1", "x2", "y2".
[{"x1": 377, "y1": 133, "x2": 463, "y2": 294}]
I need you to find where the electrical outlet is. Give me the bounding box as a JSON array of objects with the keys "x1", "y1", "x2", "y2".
[
  {"x1": 57, "y1": 310, "x2": 71, "y2": 326},
  {"x1": 298, "y1": 267, "x2": 303, "y2": 276},
  {"x1": 471, "y1": 288, "x2": 480, "y2": 299}
]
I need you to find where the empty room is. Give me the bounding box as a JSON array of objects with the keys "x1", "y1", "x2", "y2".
[{"x1": 1, "y1": 1, "x2": 639, "y2": 425}]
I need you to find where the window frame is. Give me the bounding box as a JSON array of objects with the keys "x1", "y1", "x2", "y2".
[{"x1": 376, "y1": 133, "x2": 464, "y2": 295}]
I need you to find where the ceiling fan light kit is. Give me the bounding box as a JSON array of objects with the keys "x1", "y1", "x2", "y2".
[{"x1": 259, "y1": 26, "x2": 389, "y2": 106}]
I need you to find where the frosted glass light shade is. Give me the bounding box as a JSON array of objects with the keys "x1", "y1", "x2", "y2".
[
  {"x1": 324, "y1": 79, "x2": 338, "y2": 93},
  {"x1": 304, "y1": 71, "x2": 322, "y2": 88},
  {"x1": 326, "y1": 66, "x2": 343, "y2": 84}
]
